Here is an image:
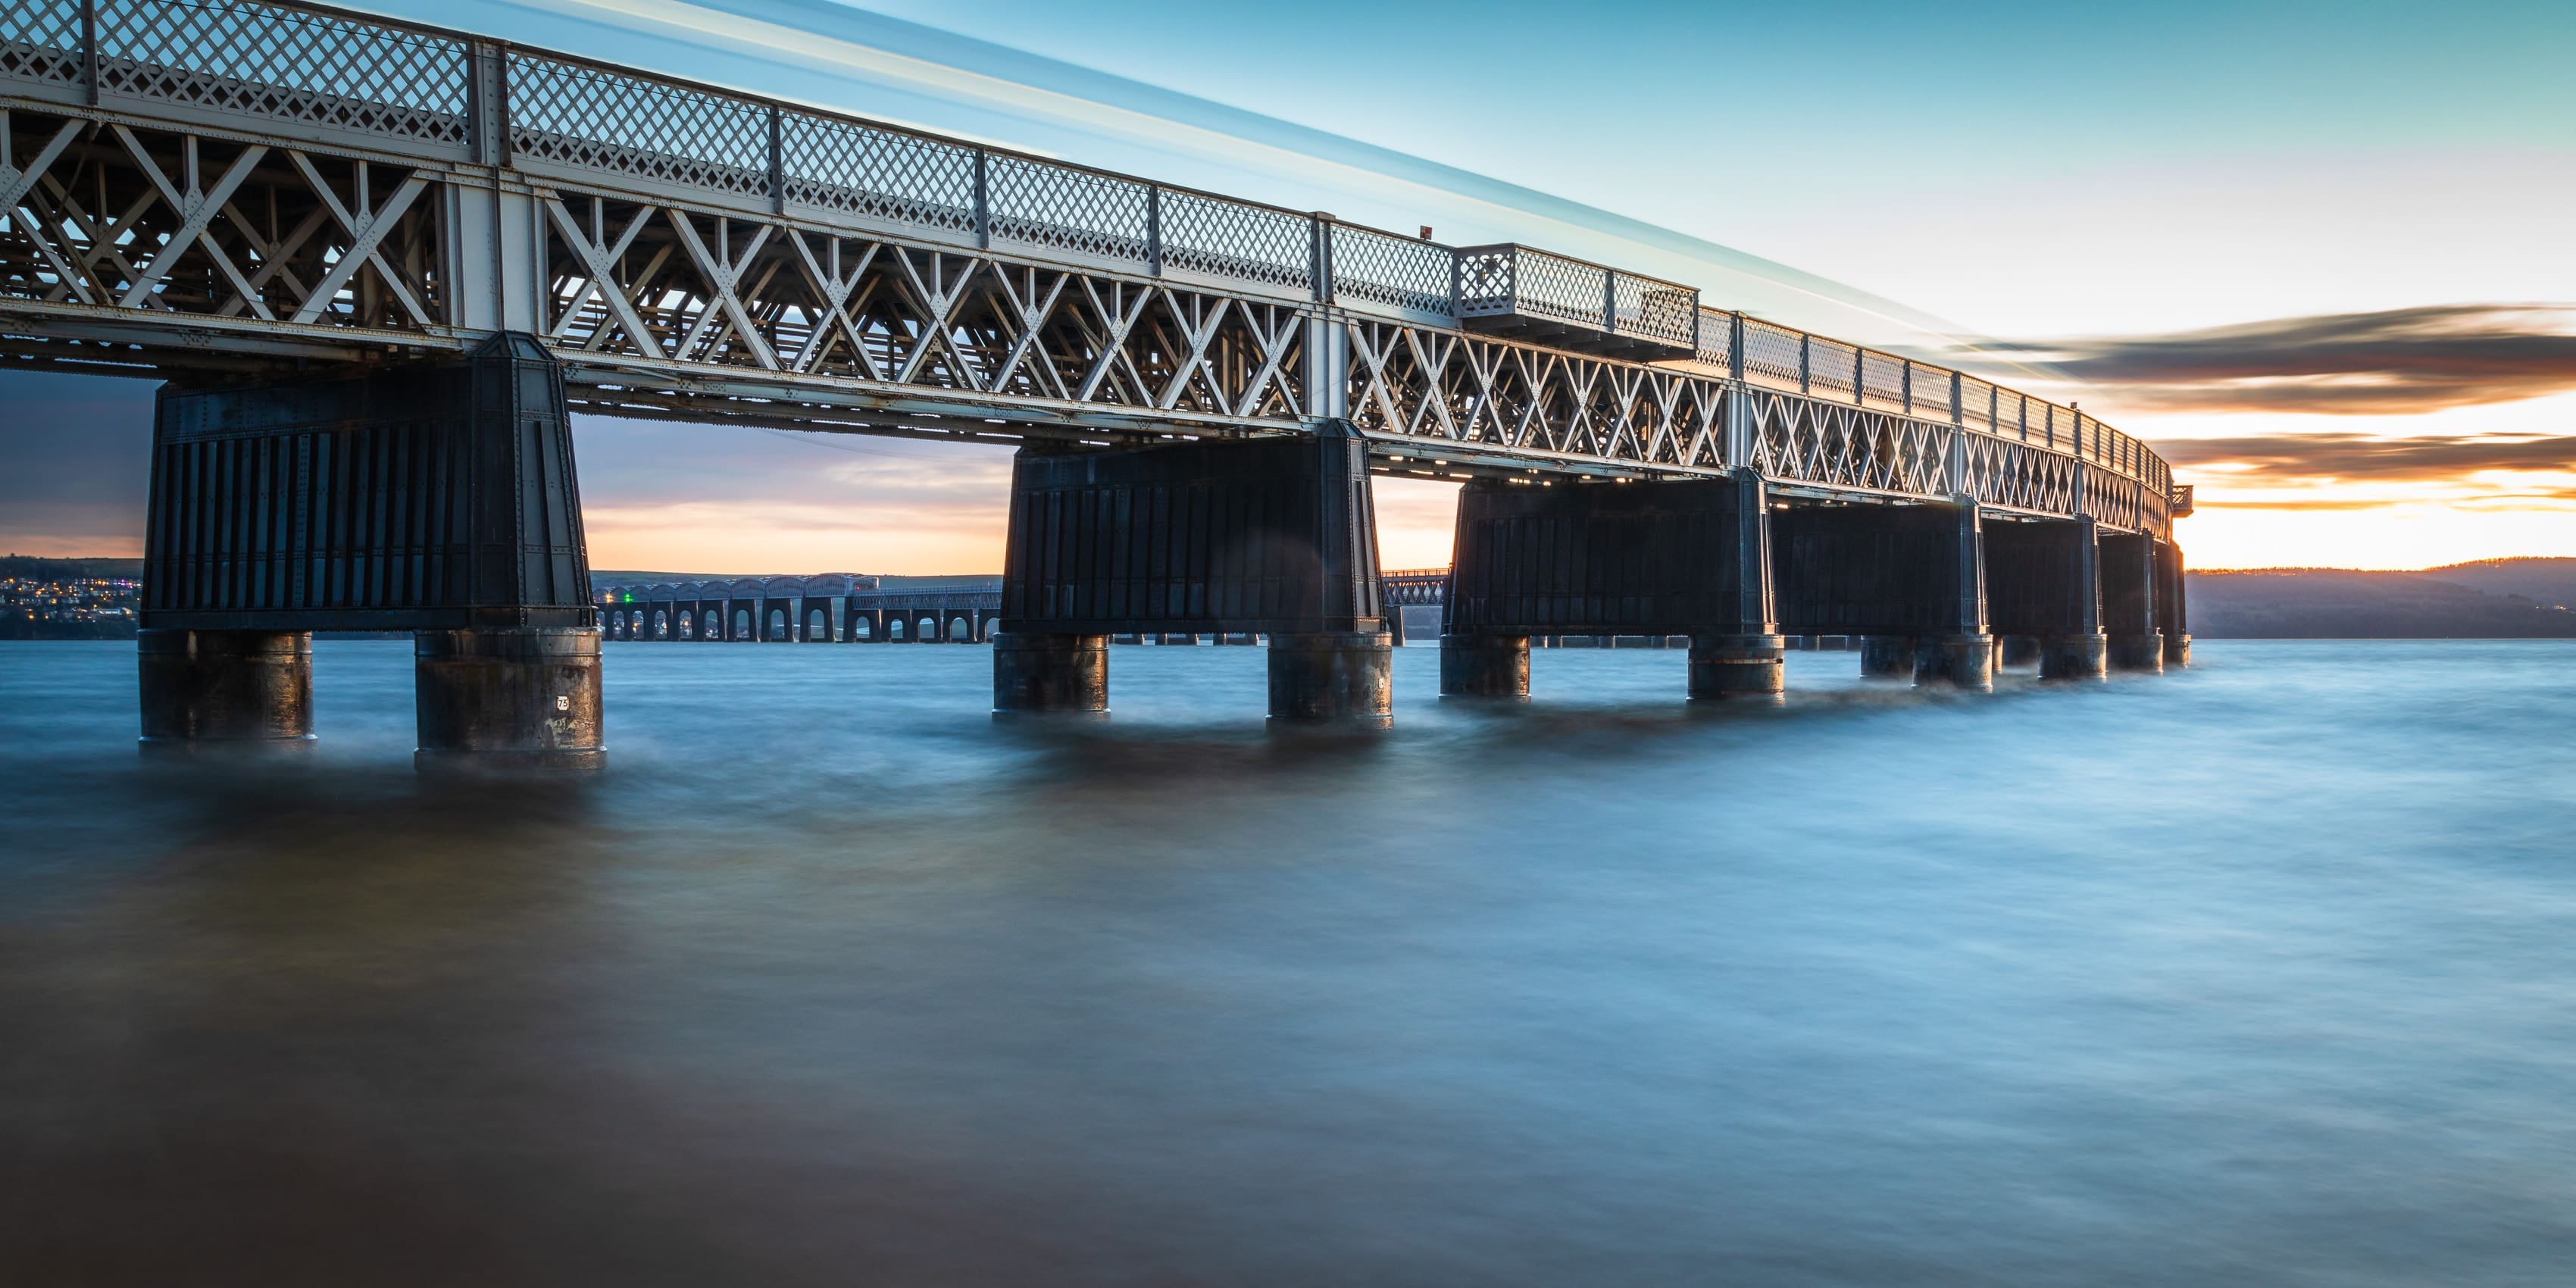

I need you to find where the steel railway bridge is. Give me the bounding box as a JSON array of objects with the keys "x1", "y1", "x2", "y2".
[{"x1": 1, "y1": 0, "x2": 2191, "y2": 755}]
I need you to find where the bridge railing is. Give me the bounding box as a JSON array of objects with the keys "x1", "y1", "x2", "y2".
[
  {"x1": 0, "y1": 0, "x2": 2181, "y2": 506},
  {"x1": 1681, "y1": 310, "x2": 2171, "y2": 497},
  {"x1": 1455, "y1": 245, "x2": 1698, "y2": 351}
]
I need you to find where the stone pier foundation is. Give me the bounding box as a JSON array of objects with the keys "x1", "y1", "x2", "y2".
[
  {"x1": 1440, "y1": 634, "x2": 1530, "y2": 699},
  {"x1": 1915, "y1": 634, "x2": 1996, "y2": 689},
  {"x1": 136, "y1": 629, "x2": 313, "y2": 746},
  {"x1": 2040, "y1": 633, "x2": 2109, "y2": 680},
  {"x1": 1268, "y1": 631, "x2": 1394, "y2": 721},
  {"x1": 2109, "y1": 633, "x2": 2167, "y2": 672},
  {"x1": 1687, "y1": 633, "x2": 1787, "y2": 699},
  {"x1": 414, "y1": 627, "x2": 603, "y2": 765},
  {"x1": 1858, "y1": 635, "x2": 1914, "y2": 678},
  {"x1": 992, "y1": 633, "x2": 1109, "y2": 712}
]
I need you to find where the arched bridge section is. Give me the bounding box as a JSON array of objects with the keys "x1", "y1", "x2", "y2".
[{"x1": 594, "y1": 575, "x2": 1002, "y2": 644}]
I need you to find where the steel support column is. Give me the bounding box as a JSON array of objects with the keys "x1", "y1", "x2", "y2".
[
  {"x1": 1443, "y1": 468, "x2": 1783, "y2": 700},
  {"x1": 1772, "y1": 499, "x2": 1991, "y2": 690},
  {"x1": 996, "y1": 419, "x2": 1390, "y2": 718},
  {"x1": 1987, "y1": 516, "x2": 2106, "y2": 680},
  {"x1": 2101, "y1": 532, "x2": 2165, "y2": 672},
  {"x1": 139, "y1": 332, "x2": 602, "y2": 759},
  {"x1": 2158, "y1": 539, "x2": 2193, "y2": 667}
]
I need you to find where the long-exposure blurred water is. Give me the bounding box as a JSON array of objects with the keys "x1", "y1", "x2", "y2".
[{"x1": 4, "y1": 639, "x2": 2572, "y2": 1286}]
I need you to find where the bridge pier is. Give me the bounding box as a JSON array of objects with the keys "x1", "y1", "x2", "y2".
[
  {"x1": 1989, "y1": 515, "x2": 2106, "y2": 680},
  {"x1": 136, "y1": 629, "x2": 314, "y2": 747},
  {"x1": 139, "y1": 333, "x2": 602, "y2": 762},
  {"x1": 1688, "y1": 633, "x2": 1790, "y2": 699},
  {"x1": 2159, "y1": 540, "x2": 2193, "y2": 667},
  {"x1": 414, "y1": 627, "x2": 603, "y2": 765},
  {"x1": 1271, "y1": 631, "x2": 1396, "y2": 719},
  {"x1": 1857, "y1": 635, "x2": 1914, "y2": 679},
  {"x1": 1439, "y1": 633, "x2": 1530, "y2": 699},
  {"x1": 1773, "y1": 499, "x2": 1992, "y2": 690},
  {"x1": 2102, "y1": 533, "x2": 2165, "y2": 672},
  {"x1": 997, "y1": 421, "x2": 1391, "y2": 720},
  {"x1": 992, "y1": 633, "x2": 1109, "y2": 712},
  {"x1": 1444, "y1": 468, "x2": 1781, "y2": 701}
]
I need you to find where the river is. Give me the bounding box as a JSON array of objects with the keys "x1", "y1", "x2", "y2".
[{"x1": 4, "y1": 639, "x2": 2571, "y2": 1285}]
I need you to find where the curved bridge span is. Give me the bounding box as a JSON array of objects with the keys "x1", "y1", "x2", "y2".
[{"x1": 1, "y1": 0, "x2": 2193, "y2": 749}]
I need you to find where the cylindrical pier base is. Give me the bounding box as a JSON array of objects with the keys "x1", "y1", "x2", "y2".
[
  {"x1": 1440, "y1": 633, "x2": 1530, "y2": 699},
  {"x1": 2039, "y1": 632, "x2": 2109, "y2": 680},
  {"x1": 2163, "y1": 633, "x2": 2193, "y2": 668},
  {"x1": 1858, "y1": 634, "x2": 1915, "y2": 678},
  {"x1": 992, "y1": 632, "x2": 1108, "y2": 712},
  {"x1": 1914, "y1": 634, "x2": 1996, "y2": 690},
  {"x1": 1687, "y1": 633, "x2": 1786, "y2": 700},
  {"x1": 136, "y1": 629, "x2": 314, "y2": 746},
  {"x1": 1999, "y1": 635, "x2": 2042, "y2": 668},
  {"x1": 1268, "y1": 630, "x2": 1393, "y2": 721},
  {"x1": 2109, "y1": 632, "x2": 2167, "y2": 673},
  {"x1": 414, "y1": 627, "x2": 604, "y2": 766}
]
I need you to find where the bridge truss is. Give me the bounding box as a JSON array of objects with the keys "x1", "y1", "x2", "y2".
[{"x1": 0, "y1": 0, "x2": 2182, "y2": 536}]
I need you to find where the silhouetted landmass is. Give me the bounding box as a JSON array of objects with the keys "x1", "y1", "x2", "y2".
[
  {"x1": 1, "y1": 555, "x2": 143, "y2": 582},
  {"x1": 2415, "y1": 558, "x2": 2576, "y2": 608},
  {"x1": 2190, "y1": 560, "x2": 2576, "y2": 638},
  {"x1": 10, "y1": 557, "x2": 2574, "y2": 640}
]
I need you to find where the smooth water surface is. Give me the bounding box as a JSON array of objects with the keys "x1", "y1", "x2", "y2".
[{"x1": 4, "y1": 639, "x2": 2572, "y2": 1286}]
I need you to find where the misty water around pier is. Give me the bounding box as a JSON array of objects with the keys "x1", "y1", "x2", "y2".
[{"x1": 4, "y1": 640, "x2": 2572, "y2": 1286}]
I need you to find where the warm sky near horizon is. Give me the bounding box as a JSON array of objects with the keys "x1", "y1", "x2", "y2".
[{"x1": 4, "y1": 0, "x2": 2571, "y2": 571}]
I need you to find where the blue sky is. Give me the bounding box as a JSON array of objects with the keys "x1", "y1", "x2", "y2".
[{"x1": 5, "y1": 0, "x2": 2571, "y2": 569}]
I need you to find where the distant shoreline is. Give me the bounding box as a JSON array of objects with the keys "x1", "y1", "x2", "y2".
[{"x1": 11, "y1": 555, "x2": 2573, "y2": 640}]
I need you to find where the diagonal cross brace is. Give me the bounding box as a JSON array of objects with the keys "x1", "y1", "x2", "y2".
[
  {"x1": 113, "y1": 127, "x2": 270, "y2": 314},
  {"x1": 786, "y1": 231, "x2": 884, "y2": 379},
  {"x1": 286, "y1": 153, "x2": 431, "y2": 326},
  {"x1": 542, "y1": 195, "x2": 664, "y2": 358},
  {"x1": 667, "y1": 213, "x2": 779, "y2": 370}
]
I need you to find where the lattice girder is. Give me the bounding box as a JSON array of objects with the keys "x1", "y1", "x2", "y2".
[
  {"x1": 0, "y1": 101, "x2": 2174, "y2": 532},
  {"x1": 1, "y1": 108, "x2": 441, "y2": 332}
]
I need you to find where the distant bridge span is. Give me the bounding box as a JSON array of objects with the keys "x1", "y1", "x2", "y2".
[{"x1": 0, "y1": 0, "x2": 2191, "y2": 749}]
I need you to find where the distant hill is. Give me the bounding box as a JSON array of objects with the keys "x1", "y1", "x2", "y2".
[
  {"x1": 2189, "y1": 560, "x2": 2576, "y2": 638},
  {"x1": 1, "y1": 555, "x2": 143, "y2": 581},
  {"x1": 2415, "y1": 558, "x2": 2576, "y2": 609}
]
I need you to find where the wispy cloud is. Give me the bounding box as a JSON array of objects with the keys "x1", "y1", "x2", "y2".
[
  {"x1": 2162, "y1": 430, "x2": 2576, "y2": 517},
  {"x1": 1994, "y1": 305, "x2": 2576, "y2": 414},
  {"x1": 2162, "y1": 431, "x2": 2576, "y2": 482}
]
